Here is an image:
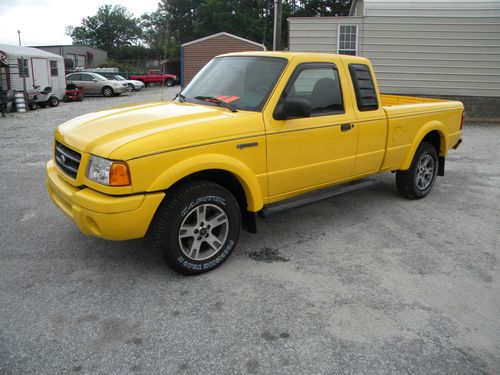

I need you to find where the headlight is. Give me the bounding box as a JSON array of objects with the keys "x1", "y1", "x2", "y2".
[{"x1": 86, "y1": 155, "x2": 130, "y2": 186}]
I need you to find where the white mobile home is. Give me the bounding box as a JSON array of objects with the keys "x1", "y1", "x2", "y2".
[
  {"x1": 0, "y1": 44, "x2": 65, "y2": 99},
  {"x1": 288, "y1": 0, "x2": 500, "y2": 102}
]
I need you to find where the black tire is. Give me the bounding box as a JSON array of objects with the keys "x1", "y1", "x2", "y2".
[
  {"x1": 62, "y1": 95, "x2": 69, "y2": 103},
  {"x1": 102, "y1": 86, "x2": 114, "y2": 97},
  {"x1": 152, "y1": 181, "x2": 241, "y2": 275},
  {"x1": 28, "y1": 101, "x2": 38, "y2": 110},
  {"x1": 165, "y1": 78, "x2": 174, "y2": 87},
  {"x1": 396, "y1": 141, "x2": 438, "y2": 199},
  {"x1": 127, "y1": 83, "x2": 134, "y2": 92},
  {"x1": 48, "y1": 96, "x2": 59, "y2": 107}
]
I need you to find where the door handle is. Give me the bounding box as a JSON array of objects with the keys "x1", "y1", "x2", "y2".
[{"x1": 341, "y1": 123, "x2": 353, "y2": 132}]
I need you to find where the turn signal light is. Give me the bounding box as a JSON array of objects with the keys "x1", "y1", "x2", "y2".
[{"x1": 109, "y1": 162, "x2": 131, "y2": 186}]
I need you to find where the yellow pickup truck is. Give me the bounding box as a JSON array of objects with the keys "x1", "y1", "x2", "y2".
[{"x1": 46, "y1": 52, "x2": 463, "y2": 274}]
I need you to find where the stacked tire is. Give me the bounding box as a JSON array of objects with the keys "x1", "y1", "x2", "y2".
[{"x1": 14, "y1": 92, "x2": 26, "y2": 113}]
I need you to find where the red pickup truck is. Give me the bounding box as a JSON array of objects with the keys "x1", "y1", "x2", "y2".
[{"x1": 129, "y1": 70, "x2": 177, "y2": 87}]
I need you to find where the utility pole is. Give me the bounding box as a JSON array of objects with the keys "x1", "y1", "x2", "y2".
[
  {"x1": 273, "y1": 0, "x2": 282, "y2": 51},
  {"x1": 18, "y1": 30, "x2": 28, "y2": 104}
]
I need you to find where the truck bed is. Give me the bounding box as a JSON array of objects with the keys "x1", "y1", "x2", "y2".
[
  {"x1": 378, "y1": 94, "x2": 463, "y2": 172},
  {"x1": 380, "y1": 94, "x2": 447, "y2": 107},
  {"x1": 381, "y1": 94, "x2": 463, "y2": 118}
]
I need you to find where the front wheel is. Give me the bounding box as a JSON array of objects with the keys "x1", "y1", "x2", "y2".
[
  {"x1": 152, "y1": 181, "x2": 241, "y2": 275},
  {"x1": 127, "y1": 83, "x2": 134, "y2": 92},
  {"x1": 165, "y1": 78, "x2": 174, "y2": 87},
  {"x1": 396, "y1": 141, "x2": 438, "y2": 199},
  {"x1": 28, "y1": 100, "x2": 38, "y2": 110}
]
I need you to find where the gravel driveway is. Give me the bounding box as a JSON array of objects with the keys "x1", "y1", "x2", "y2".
[{"x1": 1, "y1": 88, "x2": 499, "y2": 374}]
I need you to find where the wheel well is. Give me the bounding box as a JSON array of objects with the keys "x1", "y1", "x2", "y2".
[
  {"x1": 422, "y1": 130, "x2": 441, "y2": 154},
  {"x1": 168, "y1": 169, "x2": 257, "y2": 234}
]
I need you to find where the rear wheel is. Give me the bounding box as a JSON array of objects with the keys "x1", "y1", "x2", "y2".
[
  {"x1": 48, "y1": 96, "x2": 59, "y2": 107},
  {"x1": 396, "y1": 141, "x2": 438, "y2": 199},
  {"x1": 102, "y1": 86, "x2": 114, "y2": 97},
  {"x1": 152, "y1": 181, "x2": 241, "y2": 275}
]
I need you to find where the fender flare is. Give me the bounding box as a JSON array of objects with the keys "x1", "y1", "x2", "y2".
[
  {"x1": 147, "y1": 153, "x2": 264, "y2": 212},
  {"x1": 400, "y1": 120, "x2": 448, "y2": 171}
]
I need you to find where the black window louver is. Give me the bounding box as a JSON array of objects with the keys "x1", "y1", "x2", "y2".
[{"x1": 349, "y1": 64, "x2": 379, "y2": 111}]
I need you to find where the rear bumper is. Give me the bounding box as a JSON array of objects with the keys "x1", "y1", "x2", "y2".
[{"x1": 46, "y1": 160, "x2": 164, "y2": 240}]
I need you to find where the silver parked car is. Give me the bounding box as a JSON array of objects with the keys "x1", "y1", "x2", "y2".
[
  {"x1": 113, "y1": 75, "x2": 145, "y2": 91},
  {"x1": 66, "y1": 72, "x2": 128, "y2": 97}
]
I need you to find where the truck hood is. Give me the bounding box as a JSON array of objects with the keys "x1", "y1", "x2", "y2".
[{"x1": 55, "y1": 101, "x2": 260, "y2": 159}]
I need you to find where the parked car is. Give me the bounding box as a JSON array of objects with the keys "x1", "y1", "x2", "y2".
[
  {"x1": 47, "y1": 52, "x2": 464, "y2": 275},
  {"x1": 65, "y1": 72, "x2": 128, "y2": 97},
  {"x1": 129, "y1": 70, "x2": 177, "y2": 87},
  {"x1": 113, "y1": 75, "x2": 145, "y2": 91}
]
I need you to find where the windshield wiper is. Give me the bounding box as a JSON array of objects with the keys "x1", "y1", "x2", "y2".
[
  {"x1": 194, "y1": 96, "x2": 237, "y2": 112},
  {"x1": 174, "y1": 92, "x2": 186, "y2": 102}
]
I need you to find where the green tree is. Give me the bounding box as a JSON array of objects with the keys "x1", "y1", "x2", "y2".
[{"x1": 66, "y1": 5, "x2": 142, "y2": 51}]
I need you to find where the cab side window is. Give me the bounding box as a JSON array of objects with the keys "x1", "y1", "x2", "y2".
[{"x1": 287, "y1": 65, "x2": 344, "y2": 116}]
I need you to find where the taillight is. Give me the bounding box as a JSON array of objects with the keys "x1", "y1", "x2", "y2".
[{"x1": 460, "y1": 111, "x2": 464, "y2": 130}]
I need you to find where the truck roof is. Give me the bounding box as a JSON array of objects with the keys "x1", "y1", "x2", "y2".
[{"x1": 218, "y1": 51, "x2": 370, "y2": 64}]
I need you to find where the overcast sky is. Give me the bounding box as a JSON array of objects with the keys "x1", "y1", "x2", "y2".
[{"x1": 0, "y1": 0, "x2": 160, "y2": 46}]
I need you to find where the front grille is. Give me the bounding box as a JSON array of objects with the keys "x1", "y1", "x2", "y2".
[{"x1": 55, "y1": 141, "x2": 81, "y2": 178}]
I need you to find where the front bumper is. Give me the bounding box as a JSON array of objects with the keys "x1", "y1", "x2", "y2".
[
  {"x1": 114, "y1": 85, "x2": 128, "y2": 93},
  {"x1": 46, "y1": 160, "x2": 164, "y2": 241}
]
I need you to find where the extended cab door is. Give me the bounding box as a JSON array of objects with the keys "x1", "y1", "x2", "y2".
[
  {"x1": 264, "y1": 60, "x2": 358, "y2": 198},
  {"x1": 341, "y1": 58, "x2": 388, "y2": 176}
]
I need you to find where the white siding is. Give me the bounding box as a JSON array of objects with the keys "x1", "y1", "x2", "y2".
[
  {"x1": 289, "y1": 2, "x2": 500, "y2": 97},
  {"x1": 364, "y1": 0, "x2": 500, "y2": 18},
  {"x1": 289, "y1": 17, "x2": 364, "y2": 53},
  {"x1": 5, "y1": 57, "x2": 31, "y2": 92}
]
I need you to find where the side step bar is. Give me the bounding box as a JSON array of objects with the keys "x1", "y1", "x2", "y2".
[{"x1": 259, "y1": 179, "x2": 378, "y2": 217}]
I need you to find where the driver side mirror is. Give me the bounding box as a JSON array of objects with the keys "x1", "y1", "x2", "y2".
[
  {"x1": 274, "y1": 98, "x2": 311, "y2": 120},
  {"x1": 92, "y1": 79, "x2": 98, "y2": 82}
]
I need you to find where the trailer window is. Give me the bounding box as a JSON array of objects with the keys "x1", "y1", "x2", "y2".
[
  {"x1": 17, "y1": 59, "x2": 29, "y2": 77},
  {"x1": 50, "y1": 61, "x2": 58, "y2": 76}
]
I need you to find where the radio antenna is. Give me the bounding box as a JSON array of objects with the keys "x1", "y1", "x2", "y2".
[{"x1": 161, "y1": 1, "x2": 169, "y2": 101}]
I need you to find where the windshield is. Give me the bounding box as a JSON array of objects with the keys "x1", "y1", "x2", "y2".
[
  {"x1": 115, "y1": 75, "x2": 125, "y2": 81},
  {"x1": 92, "y1": 73, "x2": 107, "y2": 81},
  {"x1": 181, "y1": 56, "x2": 287, "y2": 112}
]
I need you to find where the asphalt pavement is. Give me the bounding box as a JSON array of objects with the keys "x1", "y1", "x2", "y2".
[{"x1": 0, "y1": 88, "x2": 499, "y2": 374}]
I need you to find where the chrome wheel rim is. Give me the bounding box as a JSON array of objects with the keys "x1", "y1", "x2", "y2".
[
  {"x1": 178, "y1": 204, "x2": 229, "y2": 261},
  {"x1": 415, "y1": 153, "x2": 435, "y2": 190},
  {"x1": 103, "y1": 88, "x2": 112, "y2": 96}
]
